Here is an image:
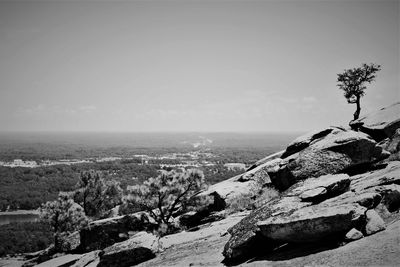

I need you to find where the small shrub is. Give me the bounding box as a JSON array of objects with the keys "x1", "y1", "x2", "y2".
[{"x1": 125, "y1": 169, "x2": 208, "y2": 235}]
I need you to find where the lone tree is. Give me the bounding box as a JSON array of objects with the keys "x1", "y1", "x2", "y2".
[
  {"x1": 337, "y1": 63, "x2": 381, "y2": 121},
  {"x1": 125, "y1": 169, "x2": 208, "y2": 234}
]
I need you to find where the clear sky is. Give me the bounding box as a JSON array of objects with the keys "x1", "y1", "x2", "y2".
[{"x1": 0, "y1": 0, "x2": 398, "y2": 132}]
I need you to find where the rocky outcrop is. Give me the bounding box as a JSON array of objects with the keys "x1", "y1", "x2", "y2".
[
  {"x1": 349, "y1": 161, "x2": 400, "y2": 192},
  {"x1": 239, "y1": 158, "x2": 281, "y2": 183},
  {"x1": 80, "y1": 212, "x2": 156, "y2": 252},
  {"x1": 98, "y1": 232, "x2": 158, "y2": 267},
  {"x1": 364, "y1": 209, "x2": 386, "y2": 235},
  {"x1": 281, "y1": 127, "x2": 336, "y2": 158},
  {"x1": 287, "y1": 173, "x2": 350, "y2": 202},
  {"x1": 223, "y1": 160, "x2": 400, "y2": 262},
  {"x1": 198, "y1": 175, "x2": 261, "y2": 210},
  {"x1": 257, "y1": 203, "x2": 366, "y2": 242},
  {"x1": 70, "y1": 250, "x2": 101, "y2": 267},
  {"x1": 35, "y1": 254, "x2": 83, "y2": 267},
  {"x1": 353, "y1": 102, "x2": 400, "y2": 141},
  {"x1": 246, "y1": 150, "x2": 284, "y2": 171},
  {"x1": 345, "y1": 228, "x2": 364, "y2": 241},
  {"x1": 271, "y1": 128, "x2": 386, "y2": 190}
]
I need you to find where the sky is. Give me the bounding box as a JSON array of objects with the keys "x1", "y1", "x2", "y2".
[{"x1": 0, "y1": 0, "x2": 398, "y2": 132}]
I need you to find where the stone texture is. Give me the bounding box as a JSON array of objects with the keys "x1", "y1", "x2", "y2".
[
  {"x1": 345, "y1": 228, "x2": 364, "y2": 241},
  {"x1": 98, "y1": 232, "x2": 158, "y2": 267},
  {"x1": 246, "y1": 150, "x2": 284, "y2": 171},
  {"x1": 35, "y1": 254, "x2": 83, "y2": 267},
  {"x1": 349, "y1": 161, "x2": 400, "y2": 192},
  {"x1": 70, "y1": 250, "x2": 101, "y2": 267},
  {"x1": 222, "y1": 196, "x2": 311, "y2": 261},
  {"x1": 80, "y1": 212, "x2": 155, "y2": 252},
  {"x1": 239, "y1": 158, "x2": 281, "y2": 183},
  {"x1": 198, "y1": 175, "x2": 261, "y2": 210},
  {"x1": 257, "y1": 204, "x2": 366, "y2": 243},
  {"x1": 281, "y1": 127, "x2": 335, "y2": 158},
  {"x1": 365, "y1": 210, "x2": 386, "y2": 235},
  {"x1": 353, "y1": 102, "x2": 400, "y2": 141},
  {"x1": 272, "y1": 128, "x2": 385, "y2": 190},
  {"x1": 288, "y1": 173, "x2": 350, "y2": 203}
]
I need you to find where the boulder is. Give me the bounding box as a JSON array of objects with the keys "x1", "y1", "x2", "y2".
[
  {"x1": 272, "y1": 128, "x2": 386, "y2": 190},
  {"x1": 80, "y1": 212, "x2": 155, "y2": 252},
  {"x1": 223, "y1": 196, "x2": 310, "y2": 261},
  {"x1": 179, "y1": 210, "x2": 226, "y2": 229},
  {"x1": 198, "y1": 175, "x2": 260, "y2": 210},
  {"x1": 349, "y1": 161, "x2": 400, "y2": 192},
  {"x1": 281, "y1": 127, "x2": 336, "y2": 158},
  {"x1": 353, "y1": 102, "x2": 400, "y2": 141},
  {"x1": 287, "y1": 173, "x2": 350, "y2": 203},
  {"x1": 223, "y1": 172, "x2": 355, "y2": 262},
  {"x1": 321, "y1": 191, "x2": 382, "y2": 210},
  {"x1": 98, "y1": 232, "x2": 158, "y2": 267},
  {"x1": 257, "y1": 203, "x2": 366, "y2": 243},
  {"x1": 364, "y1": 209, "x2": 386, "y2": 235},
  {"x1": 345, "y1": 228, "x2": 364, "y2": 241},
  {"x1": 239, "y1": 158, "x2": 281, "y2": 182},
  {"x1": 246, "y1": 150, "x2": 284, "y2": 171}
]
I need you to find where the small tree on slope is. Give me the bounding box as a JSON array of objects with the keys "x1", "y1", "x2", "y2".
[
  {"x1": 40, "y1": 193, "x2": 88, "y2": 249},
  {"x1": 126, "y1": 169, "x2": 208, "y2": 235},
  {"x1": 74, "y1": 171, "x2": 122, "y2": 219},
  {"x1": 337, "y1": 63, "x2": 381, "y2": 121}
]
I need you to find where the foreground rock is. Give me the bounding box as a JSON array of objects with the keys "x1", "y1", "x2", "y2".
[
  {"x1": 257, "y1": 203, "x2": 366, "y2": 242},
  {"x1": 353, "y1": 102, "x2": 400, "y2": 141},
  {"x1": 80, "y1": 212, "x2": 155, "y2": 252},
  {"x1": 198, "y1": 175, "x2": 263, "y2": 210},
  {"x1": 288, "y1": 173, "x2": 350, "y2": 202},
  {"x1": 98, "y1": 232, "x2": 158, "y2": 267},
  {"x1": 271, "y1": 128, "x2": 386, "y2": 190},
  {"x1": 222, "y1": 161, "x2": 400, "y2": 262}
]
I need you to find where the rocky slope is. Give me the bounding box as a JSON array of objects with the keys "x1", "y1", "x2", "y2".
[{"x1": 4, "y1": 102, "x2": 400, "y2": 267}]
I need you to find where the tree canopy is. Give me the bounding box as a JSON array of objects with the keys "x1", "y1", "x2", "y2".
[
  {"x1": 337, "y1": 63, "x2": 381, "y2": 120},
  {"x1": 125, "y1": 169, "x2": 208, "y2": 233}
]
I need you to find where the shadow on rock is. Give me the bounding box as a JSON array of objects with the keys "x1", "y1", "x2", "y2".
[{"x1": 247, "y1": 240, "x2": 341, "y2": 264}]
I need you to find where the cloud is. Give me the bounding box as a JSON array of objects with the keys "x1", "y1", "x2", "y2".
[
  {"x1": 302, "y1": 96, "x2": 317, "y2": 103},
  {"x1": 79, "y1": 105, "x2": 97, "y2": 112}
]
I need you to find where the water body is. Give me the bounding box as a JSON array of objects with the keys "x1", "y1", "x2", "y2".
[{"x1": 0, "y1": 211, "x2": 39, "y2": 225}]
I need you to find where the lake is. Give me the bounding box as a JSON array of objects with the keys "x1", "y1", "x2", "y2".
[{"x1": 0, "y1": 211, "x2": 40, "y2": 225}]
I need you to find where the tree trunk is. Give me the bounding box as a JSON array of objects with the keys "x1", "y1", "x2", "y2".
[{"x1": 353, "y1": 96, "x2": 361, "y2": 120}]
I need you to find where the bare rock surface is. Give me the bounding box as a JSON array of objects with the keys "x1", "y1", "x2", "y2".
[
  {"x1": 138, "y1": 212, "x2": 248, "y2": 267},
  {"x1": 349, "y1": 161, "x2": 400, "y2": 191},
  {"x1": 281, "y1": 127, "x2": 335, "y2": 158},
  {"x1": 35, "y1": 254, "x2": 83, "y2": 267},
  {"x1": 98, "y1": 232, "x2": 158, "y2": 267},
  {"x1": 70, "y1": 250, "x2": 101, "y2": 267},
  {"x1": 80, "y1": 212, "x2": 154, "y2": 252},
  {"x1": 345, "y1": 228, "x2": 364, "y2": 241},
  {"x1": 353, "y1": 102, "x2": 400, "y2": 141},
  {"x1": 198, "y1": 175, "x2": 260, "y2": 209},
  {"x1": 257, "y1": 203, "x2": 366, "y2": 243},
  {"x1": 364, "y1": 209, "x2": 386, "y2": 235},
  {"x1": 247, "y1": 150, "x2": 284, "y2": 171},
  {"x1": 272, "y1": 128, "x2": 385, "y2": 190},
  {"x1": 223, "y1": 159, "x2": 400, "y2": 262},
  {"x1": 288, "y1": 173, "x2": 350, "y2": 202}
]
